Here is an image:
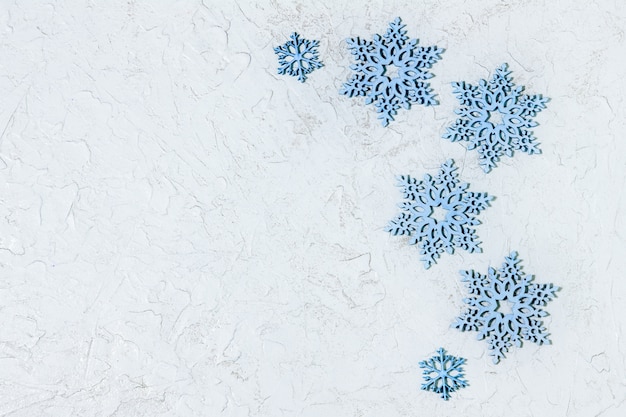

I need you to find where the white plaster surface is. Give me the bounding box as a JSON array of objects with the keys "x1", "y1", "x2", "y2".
[{"x1": 0, "y1": 1, "x2": 625, "y2": 416}]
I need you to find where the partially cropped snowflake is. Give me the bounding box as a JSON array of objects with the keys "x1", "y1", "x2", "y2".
[
  {"x1": 340, "y1": 17, "x2": 444, "y2": 126},
  {"x1": 274, "y1": 32, "x2": 323, "y2": 83},
  {"x1": 419, "y1": 348, "x2": 468, "y2": 401},
  {"x1": 443, "y1": 63, "x2": 549, "y2": 172},
  {"x1": 453, "y1": 252, "x2": 560, "y2": 364},
  {"x1": 386, "y1": 159, "x2": 493, "y2": 269}
]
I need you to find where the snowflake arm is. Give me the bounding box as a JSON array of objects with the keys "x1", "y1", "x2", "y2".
[
  {"x1": 341, "y1": 73, "x2": 368, "y2": 98},
  {"x1": 443, "y1": 63, "x2": 549, "y2": 172},
  {"x1": 385, "y1": 159, "x2": 493, "y2": 269},
  {"x1": 340, "y1": 17, "x2": 444, "y2": 127},
  {"x1": 519, "y1": 93, "x2": 549, "y2": 117},
  {"x1": 387, "y1": 211, "x2": 416, "y2": 237},
  {"x1": 419, "y1": 348, "x2": 468, "y2": 401},
  {"x1": 528, "y1": 282, "x2": 559, "y2": 306},
  {"x1": 490, "y1": 63, "x2": 513, "y2": 93},
  {"x1": 274, "y1": 32, "x2": 323, "y2": 83},
  {"x1": 462, "y1": 192, "x2": 492, "y2": 214},
  {"x1": 453, "y1": 252, "x2": 560, "y2": 363},
  {"x1": 414, "y1": 46, "x2": 445, "y2": 73}
]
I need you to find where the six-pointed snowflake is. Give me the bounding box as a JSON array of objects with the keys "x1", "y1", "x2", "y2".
[
  {"x1": 419, "y1": 348, "x2": 468, "y2": 401},
  {"x1": 453, "y1": 252, "x2": 559, "y2": 364},
  {"x1": 386, "y1": 159, "x2": 493, "y2": 269},
  {"x1": 340, "y1": 17, "x2": 444, "y2": 126},
  {"x1": 274, "y1": 32, "x2": 323, "y2": 83},
  {"x1": 443, "y1": 63, "x2": 549, "y2": 172}
]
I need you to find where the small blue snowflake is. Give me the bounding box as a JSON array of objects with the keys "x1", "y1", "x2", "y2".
[
  {"x1": 340, "y1": 17, "x2": 444, "y2": 126},
  {"x1": 443, "y1": 63, "x2": 549, "y2": 172},
  {"x1": 453, "y1": 252, "x2": 560, "y2": 364},
  {"x1": 386, "y1": 159, "x2": 493, "y2": 269},
  {"x1": 419, "y1": 348, "x2": 468, "y2": 401},
  {"x1": 274, "y1": 32, "x2": 323, "y2": 83}
]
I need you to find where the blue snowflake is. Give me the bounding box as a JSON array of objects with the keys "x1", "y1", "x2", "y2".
[
  {"x1": 386, "y1": 159, "x2": 493, "y2": 269},
  {"x1": 443, "y1": 63, "x2": 549, "y2": 172},
  {"x1": 453, "y1": 252, "x2": 560, "y2": 364},
  {"x1": 274, "y1": 32, "x2": 323, "y2": 83},
  {"x1": 419, "y1": 348, "x2": 468, "y2": 401},
  {"x1": 340, "y1": 17, "x2": 444, "y2": 126}
]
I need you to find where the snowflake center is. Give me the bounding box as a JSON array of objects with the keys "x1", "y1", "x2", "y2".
[
  {"x1": 430, "y1": 204, "x2": 448, "y2": 223},
  {"x1": 488, "y1": 110, "x2": 505, "y2": 126},
  {"x1": 496, "y1": 299, "x2": 515, "y2": 316},
  {"x1": 384, "y1": 63, "x2": 401, "y2": 79}
]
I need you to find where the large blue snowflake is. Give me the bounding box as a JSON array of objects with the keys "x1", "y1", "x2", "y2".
[
  {"x1": 386, "y1": 159, "x2": 493, "y2": 269},
  {"x1": 274, "y1": 32, "x2": 323, "y2": 83},
  {"x1": 443, "y1": 63, "x2": 549, "y2": 172},
  {"x1": 419, "y1": 348, "x2": 468, "y2": 401},
  {"x1": 453, "y1": 252, "x2": 560, "y2": 364},
  {"x1": 340, "y1": 17, "x2": 444, "y2": 126}
]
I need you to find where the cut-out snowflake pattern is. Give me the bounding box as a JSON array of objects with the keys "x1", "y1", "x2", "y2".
[
  {"x1": 443, "y1": 63, "x2": 549, "y2": 172},
  {"x1": 340, "y1": 17, "x2": 444, "y2": 126},
  {"x1": 274, "y1": 32, "x2": 323, "y2": 83},
  {"x1": 453, "y1": 252, "x2": 560, "y2": 364},
  {"x1": 386, "y1": 159, "x2": 493, "y2": 269},
  {"x1": 419, "y1": 348, "x2": 468, "y2": 401}
]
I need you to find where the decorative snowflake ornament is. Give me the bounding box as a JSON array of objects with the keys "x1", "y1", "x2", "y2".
[
  {"x1": 419, "y1": 348, "x2": 468, "y2": 401},
  {"x1": 340, "y1": 17, "x2": 444, "y2": 126},
  {"x1": 453, "y1": 252, "x2": 560, "y2": 364},
  {"x1": 386, "y1": 159, "x2": 493, "y2": 269},
  {"x1": 443, "y1": 63, "x2": 549, "y2": 172},
  {"x1": 274, "y1": 32, "x2": 323, "y2": 83}
]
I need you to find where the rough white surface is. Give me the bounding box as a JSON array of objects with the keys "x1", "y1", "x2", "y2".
[{"x1": 0, "y1": 1, "x2": 625, "y2": 416}]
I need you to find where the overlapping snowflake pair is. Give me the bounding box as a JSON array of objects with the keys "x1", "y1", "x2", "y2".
[{"x1": 274, "y1": 18, "x2": 548, "y2": 173}]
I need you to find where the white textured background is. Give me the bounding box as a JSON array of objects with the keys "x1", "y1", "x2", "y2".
[{"x1": 0, "y1": 1, "x2": 625, "y2": 416}]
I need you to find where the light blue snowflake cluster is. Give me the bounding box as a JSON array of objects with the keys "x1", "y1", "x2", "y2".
[
  {"x1": 340, "y1": 17, "x2": 444, "y2": 126},
  {"x1": 274, "y1": 32, "x2": 323, "y2": 83},
  {"x1": 453, "y1": 252, "x2": 559, "y2": 363},
  {"x1": 272, "y1": 18, "x2": 559, "y2": 395},
  {"x1": 419, "y1": 348, "x2": 468, "y2": 400},
  {"x1": 443, "y1": 63, "x2": 549, "y2": 172},
  {"x1": 386, "y1": 159, "x2": 493, "y2": 269}
]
